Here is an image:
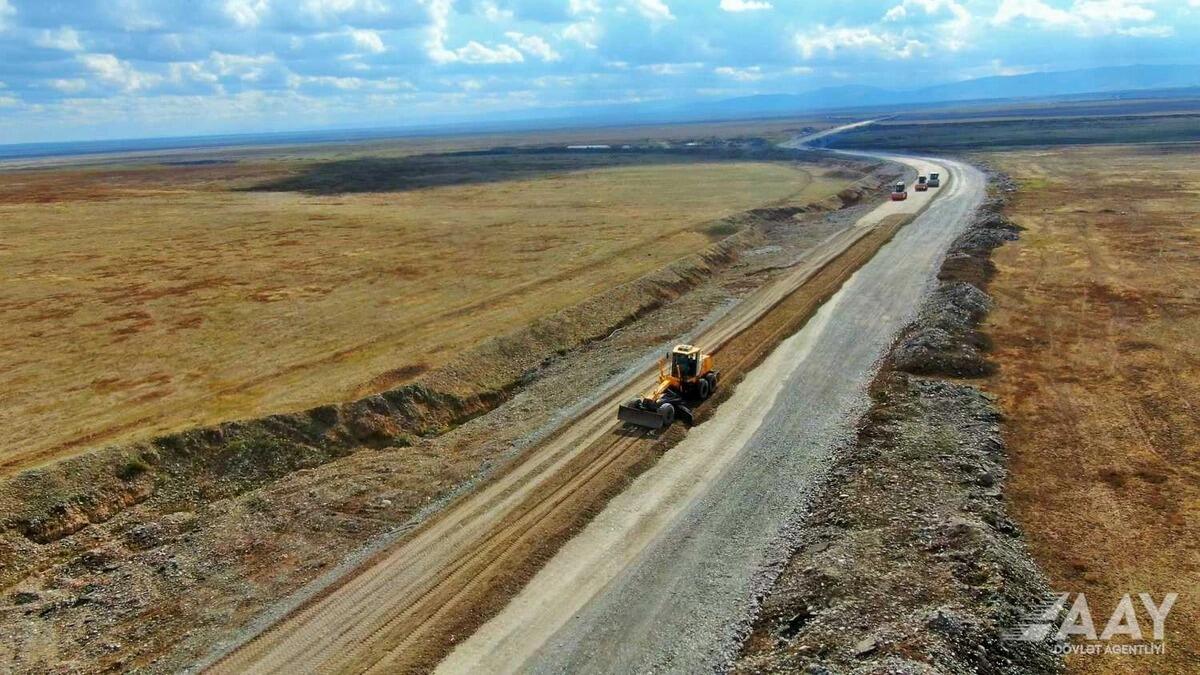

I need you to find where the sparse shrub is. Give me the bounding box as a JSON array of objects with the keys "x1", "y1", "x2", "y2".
[
  {"x1": 118, "y1": 457, "x2": 152, "y2": 481},
  {"x1": 244, "y1": 495, "x2": 271, "y2": 513},
  {"x1": 703, "y1": 221, "x2": 740, "y2": 238}
]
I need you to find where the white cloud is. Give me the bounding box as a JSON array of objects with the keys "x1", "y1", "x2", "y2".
[
  {"x1": 425, "y1": 0, "x2": 523, "y2": 64},
  {"x1": 78, "y1": 53, "x2": 162, "y2": 92},
  {"x1": 562, "y1": 20, "x2": 601, "y2": 49},
  {"x1": 989, "y1": 58, "x2": 1036, "y2": 76},
  {"x1": 0, "y1": 96, "x2": 19, "y2": 107},
  {"x1": 883, "y1": 0, "x2": 974, "y2": 50},
  {"x1": 35, "y1": 27, "x2": 84, "y2": 51},
  {"x1": 376, "y1": 77, "x2": 414, "y2": 91},
  {"x1": 350, "y1": 28, "x2": 386, "y2": 53},
  {"x1": 1074, "y1": 0, "x2": 1155, "y2": 24},
  {"x1": 288, "y1": 74, "x2": 366, "y2": 90},
  {"x1": 1118, "y1": 24, "x2": 1173, "y2": 37},
  {"x1": 569, "y1": 0, "x2": 601, "y2": 15},
  {"x1": 629, "y1": 0, "x2": 673, "y2": 22},
  {"x1": 168, "y1": 62, "x2": 220, "y2": 86},
  {"x1": 506, "y1": 31, "x2": 561, "y2": 62},
  {"x1": 638, "y1": 62, "x2": 702, "y2": 75},
  {"x1": 993, "y1": 0, "x2": 1077, "y2": 26},
  {"x1": 223, "y1": 0, "x2": 270, "y2": 28},
  {"x1": 0, "y1": 0, "x2": 15, "y2": 31},
  {"x1": 887, "y1": 0, "x2": 971, "y2": 23},
  {"x1": 208, "y1": 51, "x2": 277, "y2": 81},
  {"x1": 455, "y1": 41, "x2": 525, "y2": 64},
  {"x1": 478, "y1": 0, "x2": 513, "y2": 22},
  {"x1": 714, "y1": 65, "x2": 763, "y2": 81},
  {"x1": 993, "y1": 0, "x2": 1167, "y2": 37},
  {"x1": 424, "y1": 0, "x2": 458, "y2": 64},
  {"x1": 50, "y1": 78, "x2": 88, "y2": 93},
  {"x1": 795, "y1": 26, "x2": 929, "y2": 60},
  {"x1": 301, "y1": 0, "x2": 387, "y2": 24},
  {"x1": 719, "y1": 0, "x2": 772, "y2": 11}
]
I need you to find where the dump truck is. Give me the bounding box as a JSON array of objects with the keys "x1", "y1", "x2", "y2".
[
  {"x1": 617, "y1": 344, "x2": 719, "y2": 429},
  {"x1": 927, "y1": 172, "x2": 941, "y2": 188},
  {"x1": 891, "y1": 181, "x2": 908, "y2": 201},
  {"x1": 915, "y1": 175, "x2": 928, "y2": 191}
]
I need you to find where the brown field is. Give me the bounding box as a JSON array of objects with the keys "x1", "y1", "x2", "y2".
[
  {"x1": 0, "y1": 150, "x2": 854, "y2": 473},
  {"x1": 982, "y1": 143, "x2": 1200, "y2": 672}
]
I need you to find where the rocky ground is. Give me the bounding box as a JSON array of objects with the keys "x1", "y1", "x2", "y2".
[
  {"x1": 0, "y1": 159, "x2": 899, "y2": 672},
  {"x1": 735, "y1": 173, "x2": 1064, "y2": 674}
]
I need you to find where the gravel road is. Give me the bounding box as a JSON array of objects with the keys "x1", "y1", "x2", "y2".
[
  {"x1": 439, "y1": 154, "x2": 986, "y2": 673},
  {"x1": 205, "y1": 126, "x2": 973, "y2": 674}
]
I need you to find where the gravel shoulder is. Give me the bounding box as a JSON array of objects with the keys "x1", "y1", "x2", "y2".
[{"x1": 735, "y1": 171, "x2": 1063, "y2": 674}]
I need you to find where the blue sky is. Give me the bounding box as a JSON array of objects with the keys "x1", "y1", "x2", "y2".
[{"x1": 0, "y1": 0, "x2": 1198, "y2": 143}]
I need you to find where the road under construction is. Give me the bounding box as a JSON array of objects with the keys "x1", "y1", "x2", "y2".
[{"x1": 204, "y1": 127, "x2": 986, "y2": 674}]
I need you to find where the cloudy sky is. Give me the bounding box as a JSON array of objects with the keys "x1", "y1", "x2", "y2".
[{"x1": 0, "y1": 0, "x2": 1197, "y2": 144}]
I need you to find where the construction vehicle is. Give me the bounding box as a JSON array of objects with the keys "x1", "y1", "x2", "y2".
[
  {"x1": 617, "y1": 344, "x2": 719, "y2": 430},
  {"x1": 927, "y1": 172, "x2": 941, "y2": 188},
  {"x1": 915, "y1": 175, "x2": 929, "y2": 191},
  {"x1": 891, "y1": 181, "x2": 908, "y2": 201}
]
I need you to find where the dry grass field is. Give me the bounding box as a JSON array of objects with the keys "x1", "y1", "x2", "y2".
[
  {"x1": 982, "y1": 143, "x2": 1200, "y2": 673},
  {"x1": 0, "y1": 150, "x2": 853, "y2": 473}
]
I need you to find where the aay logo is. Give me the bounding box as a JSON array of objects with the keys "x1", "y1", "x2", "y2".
[{"x1": 1007, "y1": 592, "x2": 1178, "y2": 656}]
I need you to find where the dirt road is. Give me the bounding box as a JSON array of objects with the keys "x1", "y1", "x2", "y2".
[
  {"x1": 780, "y1": 118, "x2": 881, "y2": 148},
  {"x1": 438, "y1": 156, "x2": 983, "y2": 673},
  {"x1": 204, "y1": 135, "x2": 962, "y2": 674}
]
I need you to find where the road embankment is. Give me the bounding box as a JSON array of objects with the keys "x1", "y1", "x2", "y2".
[{"x1": 735, "y1": 172, "x2": 1062, "y2": 674}]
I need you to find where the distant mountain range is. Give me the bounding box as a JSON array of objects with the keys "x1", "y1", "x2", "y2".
[
  {"x1": 687, "y1": 64, "x2": 1200, "y2": 119},
  {"x1": 5, "y1": 65, "x2": 1199, "y2": 160},
  {"x1": 457, "y1": 64, "x2": 1200, "y2": 131}
]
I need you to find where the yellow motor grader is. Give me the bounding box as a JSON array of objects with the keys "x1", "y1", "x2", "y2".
[{"x1": 617, "y1": 344, "x2": 719, "y2": 430}]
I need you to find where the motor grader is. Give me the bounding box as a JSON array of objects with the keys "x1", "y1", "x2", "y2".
[{"x1": 617, "y1": 344, "x2": 719, "y2": 430}]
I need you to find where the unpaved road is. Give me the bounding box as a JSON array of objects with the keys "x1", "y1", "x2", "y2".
[
  {"x1": 781, "y1": 118, "x2": 880, "y2": 148},
  {"x1": 438, "y1": 156, "x2": 985, "y2": 672},
  {"x1": 206, "y1": 128, "x2": 967, "y2": 674}
]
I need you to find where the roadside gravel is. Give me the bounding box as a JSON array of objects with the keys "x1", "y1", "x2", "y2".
[{"x1": 735, "y1": 171, "x2": 1062, "y2": 674}]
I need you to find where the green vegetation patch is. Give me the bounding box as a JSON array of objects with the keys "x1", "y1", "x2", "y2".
[{"x1": 828, "y1": 113, "x2": 1200, "y2": 151}]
